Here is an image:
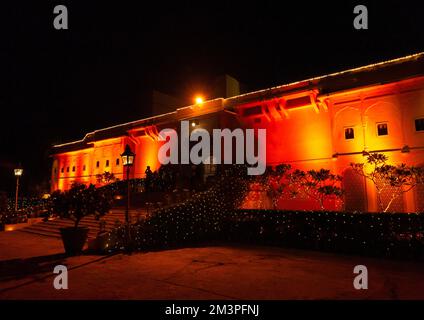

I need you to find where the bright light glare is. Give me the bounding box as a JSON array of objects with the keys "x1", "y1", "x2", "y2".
[{"x1": 195, "y1": 97, "x2": 204, "y2": 104}]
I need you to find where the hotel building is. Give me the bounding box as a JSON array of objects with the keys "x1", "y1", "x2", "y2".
[{"x1": 51, "y1": 53, "x2": 424, "y2": 212}]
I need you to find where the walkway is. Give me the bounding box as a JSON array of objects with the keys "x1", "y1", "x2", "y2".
[{"x1": 1, "y1": 244, "x2": 423, "y2": 299}]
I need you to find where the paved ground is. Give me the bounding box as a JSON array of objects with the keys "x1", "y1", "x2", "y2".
[
  {"x1": 0, "y1": 231, "x2": 423, "y2": 300},
  {"x1": 0, "y1": 231, "x2": 64, "y2": 261}
]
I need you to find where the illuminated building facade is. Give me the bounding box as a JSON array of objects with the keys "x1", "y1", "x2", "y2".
[{"x1": 51, "y1": 53, "x2": 424, "y2": 212}]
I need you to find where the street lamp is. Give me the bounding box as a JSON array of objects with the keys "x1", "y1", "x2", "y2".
[
  {"x1": 14, "y1": 167, "x2": 23, "y2": 212},
  {"x1": 120, "y1": 145, "x2": 135, "y2": 251}
]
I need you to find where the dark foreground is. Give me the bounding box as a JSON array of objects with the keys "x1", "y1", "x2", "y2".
[{"x1": 0, "y1": 231, "x2": 423, "y2": 299}]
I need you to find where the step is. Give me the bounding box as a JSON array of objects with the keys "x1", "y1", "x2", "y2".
[
  {"x1": 43, "y1": 219, "x2": 96, "y2": 225},
  {"x1": 18, "y1": 228, "x2": 102, "y2": 240},
  {"x1": 43, "y1": 219, "x2": 103, "y2": 228},
  {"x1": 19, "y1": 226, "x2": 103, "y2": 239},
  {"x1": 21, "y1": 224, "x2": 97, "y2": 234},
  {"x1": 47, "y1": 216, "x2": 126, "y2": 224},
  {"x1": 17, "y1": 210, "x2": 131, "y2": 240},
  {"x1": 17, "y1": 228, "x2": 61, "y2": 238},
  {"x1": 25, "y1": 220, "x2": 123, "y2": 232}
]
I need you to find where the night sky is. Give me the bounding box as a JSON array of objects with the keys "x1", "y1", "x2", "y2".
[{"x1": 0, "y1": 1, "x2": 423, "y2": 196}]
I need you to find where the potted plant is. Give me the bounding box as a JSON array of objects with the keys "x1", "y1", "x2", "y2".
[{"x1": 50, "y1": 183, "x2": 113, "y2": 255}]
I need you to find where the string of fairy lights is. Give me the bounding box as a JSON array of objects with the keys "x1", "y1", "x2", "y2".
[
  {"x1": 105, "y1": 166, "x2": 251, "y2": 252},
  {"x1": 103, "y1": 165, "x2": 424, "y2": 259},
  {"x1": 0, "y1": 198, "x2": 49, "y2": 223},
  {"x1": 228, "y1": 210, "x2": 424, "y2": 258}
]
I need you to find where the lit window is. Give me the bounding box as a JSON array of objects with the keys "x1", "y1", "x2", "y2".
[
  {"x1": 106, "y1": 160, "x2": 110, "y2": 167},
  {"x1": 344, "y1": 127, "x2": 355, "y2": 140},
  {"x1": 377, "y1": 123, "x2": 388, "y2": 136},
  {"x1": 116, "y1": 158, "x2": 120, "y2": 166},
  {"x1": 415, "y1": 118, "x2": 424, "y2": 132},
  {"x1": 96, "y1": 161, "x2": 100, "y2": 168}
]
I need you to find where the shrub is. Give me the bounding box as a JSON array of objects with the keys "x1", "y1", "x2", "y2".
[
  {"x1": 228, "y1": 210, "x2": 424, "y2": 260},
  {"x1": 106, "y1": 207, "x2": 424, "y2": 260},
  {"x1": 105, "y1": 165, "x2": 250, "y2": 250},
  {"x1": 49, "y1": 183, "x2": 114, "y2": 228}
]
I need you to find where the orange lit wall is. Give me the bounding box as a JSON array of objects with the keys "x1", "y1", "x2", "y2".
[
  {"x1": 134, "y1": 136, "x2": 164, "y2": 177},
  {"x1": 237, "y1": 76, "x2": 424, "y2": 212},
  {"x1": 52, "y1": 148, "x2": 93, "y2": 192},
  {"x1": 52, "y1": 135, "x2": 167, "y2": 191}
]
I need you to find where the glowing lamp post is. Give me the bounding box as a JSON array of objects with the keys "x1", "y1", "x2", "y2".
[
  {"x1": 120, "y1": 145, "x2": 135, "y2": 250},
  {"x1": 14, "y1": 167, "x2": 23, "y2": 211}
]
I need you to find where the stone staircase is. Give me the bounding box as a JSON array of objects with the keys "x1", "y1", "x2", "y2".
[{"x1": 17, "y1": 208, "x2": 146, "y2": 240}]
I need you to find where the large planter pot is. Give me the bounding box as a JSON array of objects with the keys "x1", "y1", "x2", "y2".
[{"x1": 60, "y1": 227, "x2": 89, "y2": 255}]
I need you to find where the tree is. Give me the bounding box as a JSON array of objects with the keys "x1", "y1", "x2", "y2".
[
  {"x1": 266, "y1": 164, "x2": 292, "y2": 209},
  {"x1": 103, "y1": 171, "x2": 116, "y2": 183},
  {"x1": 351, "y1": 152, "x2": 424, "y2": 212},
  {"x1": 264, "y1": 165, "x2": 343, "y2": 210},
  {"x1": 96, "y1": 171, "x2": 116, "y2": 185},
  {"x1": 289, "y1": 169, "x2": 344, "y2": 210},
  {"x1": 49, "y1": 183, "x2": 114, "y2": 228}
]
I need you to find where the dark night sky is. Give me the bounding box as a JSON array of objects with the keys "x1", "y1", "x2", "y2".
[{"x1": 0, "y1": 0, "x2": 423, "y2": 196}]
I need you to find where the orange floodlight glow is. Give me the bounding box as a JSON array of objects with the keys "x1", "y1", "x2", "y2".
[{"x1": 195, "y1": 96, "x2": 204, "y2": 104}]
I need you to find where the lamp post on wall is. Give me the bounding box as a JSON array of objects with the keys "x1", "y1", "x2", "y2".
[
  {"x1": 14, "y1": 166, "x2": 23, "y2": 211},
  {"x1": 120, "y1": 144, "x2": 135, "y2": 250}
]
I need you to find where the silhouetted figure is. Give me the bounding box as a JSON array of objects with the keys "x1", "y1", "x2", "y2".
[{"x1": 145, "y1": 166, "x2": 153, "y2": 192}]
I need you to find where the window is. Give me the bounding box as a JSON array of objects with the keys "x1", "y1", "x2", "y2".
[
  {"x1": 415, "y1": 118, "x2": 424, "y2": 132},
  {"x1": 83, "y1": 165, "x2": 86, "y2": 171},
  {"x1": 116, "y1": 158, "x2": 120, "y2": 166},
  {"x1": 96, "y1": 161, "x2": 100, "y2": 168},
  {"x1": 66, "y1": 167, "x2": 70, "y2": 172},
  {"x1": 377, "y1": 123, "x2": 388, "y2": 136},
  {"x1": 72, "y1": 166, "x2": 76, "y2": 172},
  {"x1": 106, "y1": 160, "x2": 110, "y2": 167},
  {"x1": 61, "y1": 168, "x2": 64, "y2": 173},
  {"x1": 344, "y1": 127, "x2": 355, "y2": 140},
  {"x1": 54, "y1": 168, "x2": 57, "y2": 174}
]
